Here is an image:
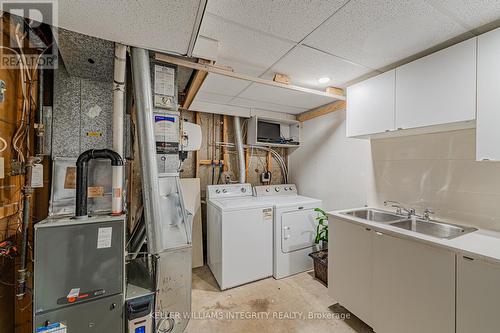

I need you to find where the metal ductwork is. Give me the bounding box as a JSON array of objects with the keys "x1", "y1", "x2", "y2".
[
  {"x1": 75, "y1": 149, "x2": 124, "y2": 218},
  {"x1": 233, "y1": 116, "x2": 246, "y2": 183}
]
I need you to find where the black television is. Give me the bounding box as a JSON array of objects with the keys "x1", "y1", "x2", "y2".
[{"x1": 257, "y1": 121, "x2": 281, "y2": 142}]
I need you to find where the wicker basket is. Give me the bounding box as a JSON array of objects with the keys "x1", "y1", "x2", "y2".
[{"x1": 309, "y1": 250, "x2": 328, "y2": 286}]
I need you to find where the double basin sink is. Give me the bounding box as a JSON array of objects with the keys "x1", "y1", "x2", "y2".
[{"x1": 341, "y1": 208, "x2": 477, "y2": 240}]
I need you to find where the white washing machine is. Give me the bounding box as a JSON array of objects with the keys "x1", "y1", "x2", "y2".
[
  {"x1": 207, "y1": 184, "x2": 273, "y2": 290},
  {"x1": 254, "y1": 184, "x2": 322, "y2": 279}
]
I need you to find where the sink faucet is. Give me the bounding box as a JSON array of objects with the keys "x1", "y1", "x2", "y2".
[
  {"x1": 422, "y1": 208, "x2": 434, "y2": 221},
  {"x1": 384, "y1": 200, "x2": 415, "y2": 218}
]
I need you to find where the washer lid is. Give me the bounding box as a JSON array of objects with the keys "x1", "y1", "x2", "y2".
[
  {"x1": 265, "y1": 195, "x2": 322, "y2": 208},
  {"x1": 210, "y1": 196, "x2": 273, "y2": 211}
]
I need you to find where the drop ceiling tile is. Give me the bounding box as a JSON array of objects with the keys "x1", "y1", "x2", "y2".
[
  {"x1": 228, "y1": 97, "x2": 307, "y2": 114},
  {"x1": 199, "y1": 73, "x2": 251, "y2": 97},
  {"x1": 262, "y1": 45, "x2": 373, "y2": 89},
  {"x1": 189, "y1": 100, "x2": 251, "y2": 117},
  {"x1": 426, "y1": 0, "x2": 500, "y2": 30},
  {"x1": 195, "y1": 91, "x2": 234, "y2": 104},
  {"x1": 206, "y1": 0, "x2": 349, "y2": 42},
  {"x1": 304, "y1": 0, "x2": 469, "y2": 69},
  {"x1": 238, "y1": 83, "x2": 337, "y2": 110},
  {"x1": 55, "y1": 0, "x2": 202, "y2": 54},
  {"x1": 198, "y1": 13, "x2": 295, "y2": 75}
]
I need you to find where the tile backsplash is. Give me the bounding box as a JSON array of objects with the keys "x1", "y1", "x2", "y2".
[{"x1": 368, "y1": 128, "x2": 500, "y2": 231}]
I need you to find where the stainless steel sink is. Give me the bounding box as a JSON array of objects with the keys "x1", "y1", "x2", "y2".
[
  {"x1": 341, "y1": 209, "x2": 405, "y2": 223},
  {"x1": 390, "y1": 219, "x2": 477, "y2": 240}
]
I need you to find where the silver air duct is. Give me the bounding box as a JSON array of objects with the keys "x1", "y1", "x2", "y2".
[{"x1": 233, "y1": 116, "x2": 245, "y2": 183}]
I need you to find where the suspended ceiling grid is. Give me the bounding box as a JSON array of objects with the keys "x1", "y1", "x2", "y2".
[{"x1": 191, "y1": 0, "x2": 500, "y2": 115}]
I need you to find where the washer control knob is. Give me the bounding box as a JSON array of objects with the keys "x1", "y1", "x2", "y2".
[
  {"x1": 215, "y1": 189, "x2": 220, "y2": 194},
  {"x1": 222, "y1": 189, "x2": 227, "y2": 193},
  {"x1": 241, "y1": 188, "x2": 246, "y2": 193},
  {"x1": 265, "y1": 188, "x2": 270, "y2": 192},
  {"x1": 275, "y1": 187, "x2": 280, "y2": 192},
  {"x1": 289, "y1": 187, "x2": 293, "y2": 191}
]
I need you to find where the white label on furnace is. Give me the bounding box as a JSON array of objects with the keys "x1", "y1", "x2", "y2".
[
  {"x1": 67, "y1": 288, "x2": 80, "y2": 298},
  {"x1": 97, "y1": 227, "x2": 112, "y2": 249},
  {"x1": 154, "y1": 65, "x2": 175, "y2": 96},
  {"x1": 31, "y1": 163, "x2": 44, "y2": 188}
]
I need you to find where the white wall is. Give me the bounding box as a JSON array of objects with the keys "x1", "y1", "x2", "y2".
[
  {"x1": 289, "y1": 110, "x2": 370, "y2": 211},
  {"x1": 367, "y1": 128, "x2": 500, "y2": 231}
]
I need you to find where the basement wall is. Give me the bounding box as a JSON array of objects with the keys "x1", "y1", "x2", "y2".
[
  {"x1": 289, "y1": 110, "x2": 370, "y2": 211},
  {"x1": 367, "y1": 128, "x2": 500, "y2": 232}
]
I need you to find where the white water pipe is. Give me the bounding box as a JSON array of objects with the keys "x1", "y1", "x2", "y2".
[{"x1": 112, "y1": 43, "x2": 127, "y2": 215}]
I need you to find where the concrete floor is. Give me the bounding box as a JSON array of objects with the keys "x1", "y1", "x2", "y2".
[{"x1": 185, "y1": 266, "x2": 374, "y2": 333}]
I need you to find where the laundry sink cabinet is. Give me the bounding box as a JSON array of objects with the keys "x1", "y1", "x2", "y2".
[
  {"x1": 329, "y1": 217, "x2": 455, "y2": 333},
  {"x1": 457, "y1": 255, "x2": 500, "y2": 333}
]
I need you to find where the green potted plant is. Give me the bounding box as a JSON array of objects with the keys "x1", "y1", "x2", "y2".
[{"x1": 309, "y1": 208, "x2": 328, "y2": 286}]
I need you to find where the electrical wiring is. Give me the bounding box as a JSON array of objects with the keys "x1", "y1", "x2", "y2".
[{"x1": 216, "y1": 142, "x2": 289, "y2": 183}]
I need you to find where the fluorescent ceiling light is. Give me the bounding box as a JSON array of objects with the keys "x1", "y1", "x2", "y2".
[{"x1": 318, "y1": 77, "x2": 330, "y2": 84}]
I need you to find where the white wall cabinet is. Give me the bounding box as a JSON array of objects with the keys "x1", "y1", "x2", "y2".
[
  {"x1": 457, "y1": 255, "x2": 500, "y2": 333},
  {"x1": 329, "y1": 219, "x2": 373, "y2": 326},
  {"x1": 477, "y1": 28, "x2": 500, "y2": 161},
  {"x1": 372, "y1": 231, "x2": 455, "y2": 333},
  {"x1": 395, "y1": 38, "x2": 476, "y2": 130},
  {"x1": 346, "y1": 70, "x2": 395, "y2": 137}
]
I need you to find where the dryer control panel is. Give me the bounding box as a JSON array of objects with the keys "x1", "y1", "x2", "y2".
[
  {"x1": 207, "y1": 183, "x2": 253, "y2": 199},
  {"x1": 253, "y1": 184, "x2": 297, "y2": 197}
]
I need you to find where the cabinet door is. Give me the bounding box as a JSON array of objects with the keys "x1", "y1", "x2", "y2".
[
  {"x1": 395, "y1": 38, "x2": 476, "y2": 129},
  {"x1": 346, "y1": 70, "x2": 395, "y2": 137},
  {"x1": 329, "y1": 219, "x2": 373, "y2": 326},
  {"x1": 372, "y1": 232, "x2": 455, "y2": 333},
  {"x1": 457, "y1": 255, "x2": 500, "y2": 333},
  {"x1": 477, "y1": 28, "x2": 500, "y2": 161}
]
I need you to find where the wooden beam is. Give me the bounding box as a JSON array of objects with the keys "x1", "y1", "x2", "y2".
[
  {"x1": 182, "y1": 59, "x2": 212, "y2": 109},
  {"x1": 326, "y1": 87, "x2": 345, "y2": 96},
  {"x1": 266, "y1": 151, "x2": 272, "y2": 173},
  {"x1": 245, "y1": 148, "x2": 250, "y2": 181},
  {"x1": 297, "y1": 100, "x2": 346, "y2": 122},
  {"x1": 199, "y1": 159, "x2": 224, "y2": 165},
  {"x1": 154, "y1": 53, "x2": 346, "y2": 101},
  {"x1": 195, "y1": 112, "x2": 201, "y2": 178}
]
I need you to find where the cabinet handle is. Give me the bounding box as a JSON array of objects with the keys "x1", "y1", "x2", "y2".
[
  {"x1": 375, "y1": 231, "x2": 384, "y2": 236},
  {"x1": 365, "y1": 228, "x2": 372, "y2": 231},
  {"x1": 482, "y1": 158, "x2": 490, "y2": 161},
  {"x1": 463, "y1": 256, "x2": 475, "y2": 261},
  {"x1": 397, "y1": 127, "x2": 403, "y2": 130}
]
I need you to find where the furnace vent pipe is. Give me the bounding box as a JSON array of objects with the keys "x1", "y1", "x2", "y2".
[
  {"x1": 112, "y1": 43, "x2": 127, "y2": 214},
  {"x1": 75, "y1": 149, "x2": 123, "y2": 218},
  {"x1": 233, "y1": 116, "x2": 246, "y2": 183}
]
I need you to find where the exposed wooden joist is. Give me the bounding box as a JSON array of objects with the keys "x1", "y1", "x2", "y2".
[
  {"x1": 154, "y1": 53, "x2": 346, "y2": 101},
  {"x1": 245, "y1": 148, "x2": 250, "y2": 181},
  {"x1": 195, "y1": 112, "x2": 201, "y2": 178},
  {"x1": 199, "y1": 159, "x2": 225, "y2": 165},
  {"x1": 182, "y1": 59, "x2": 213, "y2": 109},
  {"x1": 297, "y1": 100, "x2": 346, "y2": 122}
]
